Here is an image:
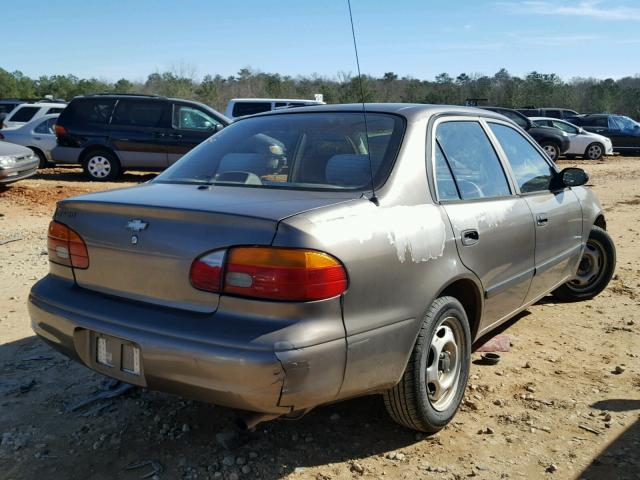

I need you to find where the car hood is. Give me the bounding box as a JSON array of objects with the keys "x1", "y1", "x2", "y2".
[{"x1": 0, "y1": 141, "x2": 32, "y2": 156}]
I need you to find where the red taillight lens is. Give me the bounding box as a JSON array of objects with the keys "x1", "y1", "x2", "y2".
[
  {"x1": 190, "y1": 250, "x2": 225, "y2": 292},
  {"x1": 54, "y1": 124, "x2": 66, "y2": 136},
  {"x1": 47, "y1": 221, "x2": 89, "y2": 269},
  {"x1": 189, "y1": 247, "x2": 348, "y2": 301},
  {"x1": 224, "y1": 247, "x2": 347, "y2": 301}
]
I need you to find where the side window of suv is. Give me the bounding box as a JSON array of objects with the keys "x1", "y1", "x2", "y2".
[
  {"x1": 489, "y1": 123, "x2": 555, "y2": 193},
  {"x1": 435, "y1": 121, "x2": 511, "y2": 200},
  {"x1": 112, "y1": 100, "x2": 166, "y2": 128},
  {"x1": 173, "y1": 105, "x2": 222, "y2": 130},
  {"x1": 8, "y1": 106, "x2": 39, "y2": 122}
]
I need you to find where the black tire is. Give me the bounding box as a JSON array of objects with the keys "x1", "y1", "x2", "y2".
[
  {"x1": 29, "y1": 147, "x2": 51, "y2": 169},
  {"x1": 383, "y1": 296, "x2": 471, "y2": 432},
  {"x1": 552, "y1": 226, "x2": 616, "y2": 301},
  {"x1": 82, "y1": 150, "x2": 121, "y2": 181},
  {"x1": 540, "y1": 142, "x2": 560, "y2": 162},
  {"x1": 583, "y1": 142, "x2": 604, "y2": 160}
]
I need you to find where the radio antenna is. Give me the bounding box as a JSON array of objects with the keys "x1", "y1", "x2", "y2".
[{"x1": 346, "y1": 0, "x2": 378, "y2": 206}]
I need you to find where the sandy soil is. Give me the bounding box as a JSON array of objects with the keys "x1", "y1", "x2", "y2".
[{"x1": 0, "y1": 161, "x2": 638, "y2": 480}]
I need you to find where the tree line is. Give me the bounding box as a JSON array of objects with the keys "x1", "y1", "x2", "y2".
[{"x1": 1, "y1": 67, "x2": 639, "y2": 119}]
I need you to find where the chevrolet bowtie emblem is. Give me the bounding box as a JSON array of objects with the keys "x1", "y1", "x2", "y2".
[{"x1": 126, "y1": 219, "x2": 148, "y2": 232}]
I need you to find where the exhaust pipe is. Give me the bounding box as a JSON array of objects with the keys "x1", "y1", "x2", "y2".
[{"x1": 235, "y1": 412, "x2": 280, "y2": 431}]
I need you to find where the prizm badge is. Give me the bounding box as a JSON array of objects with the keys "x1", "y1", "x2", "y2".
[{"x1": 126, "y1": 219, "x2": 148, "y2": 232}]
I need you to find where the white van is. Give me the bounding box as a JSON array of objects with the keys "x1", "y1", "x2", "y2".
[{"x1": 225, "y1": 97, "x2": 325, "y2": 119}]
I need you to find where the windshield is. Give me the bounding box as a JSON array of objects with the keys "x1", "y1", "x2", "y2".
[{"x1": 155, "y1": 112, "x2": 404, "y2": 190}]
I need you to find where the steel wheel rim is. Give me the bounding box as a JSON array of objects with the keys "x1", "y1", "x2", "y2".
[
  {"x1": 87, "y1": 156, "x2": 111, "y2": 178},
  {"x1": 587, "y1": 144, "x2": 602, "y2": 160},
  {"x1": 568, "y1": 239, "x2": 607, "y2": 291},
  {"x1": 426, "y1": 316, "x2": 463, "y2": 411},
  {"x1": 543, "y1": 145, "x2": 557, "y2": 160}
]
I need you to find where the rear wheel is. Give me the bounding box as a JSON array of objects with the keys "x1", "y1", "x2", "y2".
[
  {"x1": 82, "y1": 150, "x2": 121, "y2": 181},
  {"x1": 584, "y1": 143, "x2": 604, "y2": 160},
  {"x1": 540, "y1": 142, "x2": 560, "y2": 161},
  {"x1": 383, "y1": 296, "x2": 471, "y2": 432},
  {"x1": 29, "y1": 147, "x2": 50, "y2": 169},
  {"x1": 553, "y1": 226, "x2": 616, "y2": 301}
]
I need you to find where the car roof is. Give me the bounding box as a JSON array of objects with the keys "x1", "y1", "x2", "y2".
[
  {"x1": 229, "y1": 98, "x2": 324, "y2": 103},
  {"x1": 17, "y1": 102, "x2": 67, "y2": 108},
  {"x1": 241, "y1": 103, "x2": 509, "y2": 123}
]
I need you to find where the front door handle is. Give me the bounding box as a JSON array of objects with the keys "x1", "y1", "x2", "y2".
[
  {"x1": 536, "y1": 214, "x2": 549, "y2": 226},
  {"x1": 461, "y1": 229, "x2": 479, "y2": 246}
]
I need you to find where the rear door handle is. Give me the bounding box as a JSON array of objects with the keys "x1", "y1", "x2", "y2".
[
  {"x1": 152, "y1": 131, "x2": 166, "y2": 138},
  {"x1": 536, "y1": 214, "x2": 549, "y2": 226},
  {"x1": 461, "y1": 229, "x2": 479, "y2": 246}
]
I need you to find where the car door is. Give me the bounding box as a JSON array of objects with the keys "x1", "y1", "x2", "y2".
[
  {"x1": 109, "y1": 99, "x2": 169, "y2": 168},
  {"x1": 166, "y1": 103, "x2": 224, "y2": 165},
  {"x1": 433, "y1": 118, "x2": 536, "y2": 330},
  {"x1": 487, "y1": 121, "x2": 583, "y2": 302}
]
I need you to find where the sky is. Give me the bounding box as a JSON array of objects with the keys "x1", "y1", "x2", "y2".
[{"x1": 3, "y1": 0, "x2": 640, "y2": 82}]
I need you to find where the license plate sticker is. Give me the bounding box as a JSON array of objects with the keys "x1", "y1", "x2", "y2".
[{"x1": 96, "y1": 337, "x2": 113, "y2": 367}]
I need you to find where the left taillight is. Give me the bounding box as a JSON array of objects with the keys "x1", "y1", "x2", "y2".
[
  {"x1": 189, "y1": 247, "x2": 348, "y2": 302},
  {"x1": 47, "y1": 221, "x2": 89, "y2": 269}
]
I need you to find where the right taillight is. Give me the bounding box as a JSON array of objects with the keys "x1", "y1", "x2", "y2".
[
  {"x1": 47, "y1": 221, "x2": 89, "y2": 269},
  {"x1": 190, "y1": 247, "x2": 347, "y2": 302},
  {"x1": 54, "y1": 124, "x2": 66, "y2": 137}
]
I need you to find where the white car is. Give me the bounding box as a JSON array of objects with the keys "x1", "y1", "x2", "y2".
[
  {"x1": 2, "y1": 102, "x2": 66, "y2": 129},
  {"x1": 531, "y1": 117, "x2": 613, "y2": 160},
  {"x1": 0, "y1": 113, "x2": 58, "y2": 168},
  {"x1": 225, "y1": 98, "x2": 325, "y2": 119}
]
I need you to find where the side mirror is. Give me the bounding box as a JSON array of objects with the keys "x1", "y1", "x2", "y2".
[{"x1": 559, "y1": 167, "x2": 589, "y2": 187}]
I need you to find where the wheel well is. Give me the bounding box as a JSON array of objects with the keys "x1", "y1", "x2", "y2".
[
  {"x1": 439, "y1": 279, "x2": 482, "y2": 338},
  {"x1": 80, "y1": 146, "x2": 120, "y2": 165},
  {"x1": 594, "y1": 214, "x2": 606, "y2": 230},
  {"x1": 27, "y1": 146, "x2": 45, "y2": 157}
]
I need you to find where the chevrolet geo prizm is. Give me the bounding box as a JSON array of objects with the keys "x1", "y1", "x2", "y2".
[{"x1": 29, "y1": 104, "x2": 616, "y2": 432}]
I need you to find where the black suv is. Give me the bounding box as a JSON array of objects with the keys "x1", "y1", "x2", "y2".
[
  {"x1": 517, "y1": 108, "x2": 579, "y2": 120},
  {"x1": 567, "y1": 114, "x2": 640, "y2": 154},
  {"x1": 52, "y1": 94, "x2": 230, "y2": 180},
  {"x1": 479, "y1": 107, "x2": 570, "y2": 161}
]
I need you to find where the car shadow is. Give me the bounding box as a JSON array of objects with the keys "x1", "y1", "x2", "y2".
[
  {"x1": 32, "y1": 167, "x2": 158, "y2": 184},
  {"x1": 1, "y1": 335, "x2": 423, "y2": 480}
]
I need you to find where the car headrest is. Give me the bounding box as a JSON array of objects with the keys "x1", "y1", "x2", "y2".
[{"x1": 325, "y1": 154, "x2": 373, "y2": 187}]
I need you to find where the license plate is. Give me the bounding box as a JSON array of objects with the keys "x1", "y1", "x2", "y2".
[{"x1": 95, "y1": 335, "x2": 141, "y2": 376}]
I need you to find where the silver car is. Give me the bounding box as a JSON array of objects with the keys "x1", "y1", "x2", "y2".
[
  {"x1": 0, "y1": 141, "x2": 39, "y2": 184},
  {"x1": 0, "y1": 113, "x2": 59, "y2": 167},
  {"x1": 29, "y1": 104, "x2": 616, "y2": 432}
]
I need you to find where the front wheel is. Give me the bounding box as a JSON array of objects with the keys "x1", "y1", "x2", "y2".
[
  {"x1": 383, "y1": 296, "x2": 471, "y2": 432},
  {"x1": 584, "y1": 143, "x2": 604, "y2": 160},
  {"x1": 552, "y1": 226, "x2": 616, "y2": 301},
  {"x1": 540, "y1": 142, "x2": 560, "y2": 161}
]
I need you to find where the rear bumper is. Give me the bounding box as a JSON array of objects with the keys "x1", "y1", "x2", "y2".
[
  {"x1": 51, "y1": 145, "x2": 81, "y2": 164},
  {"x1": 29, "y1": 275, "x2": 346, "y2": 414},
  {"x1": 0, "y1": 158, "x2": 38, "y2": 183}
]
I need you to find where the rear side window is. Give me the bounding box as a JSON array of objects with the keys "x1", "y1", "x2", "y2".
[
  {"x1": 34, "y1": 117, "x2": 56, "y2": 134},
  {"x1": 8, "y1": 106, "x2": 39, "y2": 122},
  {"x1": 46, "y1": 107, "x2": 65, "y2": 114},
  {"x1": 68, "y1": 99, "x2": 115, "y2": 125},
  {"x1": 436, "y1": 121, "x2": 511, "y2": 200},
  {"x1": 112, "y1": 100, "x2": 166, "y2": 128},
  {"x1": 489, "y1": 123, "x2": 554, "y2": 193},
  {"x1": 546, "y1": 110, "x2": 562, "y2": 119},
  {"x1": 232, "y1": 102, "x2": 272, "y2": 117}
]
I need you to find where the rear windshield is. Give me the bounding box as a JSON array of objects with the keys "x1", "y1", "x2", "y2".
[
  {"x1": 155, "y1": 112, "x2": 404, "y2": 191},
  {"x1": 232, "y1": 102, "x2": 272, "y2": 117}
]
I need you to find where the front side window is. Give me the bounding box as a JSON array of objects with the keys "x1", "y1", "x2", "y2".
[
  {"x1": 552, "y1": 120, "x2": 578, "y2": 134},
  {"x1": 112, "y1": 100, "x2": 166, "y2": 128},
  {"x1": 610, "y1": 115, "x2": 640, "y2": 132},
  {"x1": 34, "y1": 117, "x2": 56, "y2": 134},
  {"x1": 8, "y1": 106, "x2": 39, "y2": 122},
  {"x1": 155, "y1": 112, "x2": 404, "y2": 191},
  {"x1": 489, "y1": 123, "x2": 555, "y2": 193},
  {"x1": 436, "y1": 121, "x2": 511, "y2": 200},
  {"x1": 173, "y1": 105, "x2": 222, "y2": 130}
]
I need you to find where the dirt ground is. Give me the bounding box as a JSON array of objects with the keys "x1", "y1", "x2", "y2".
[{"x1": 0, "y1": 159, "x2": 638, "y2": 480}]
